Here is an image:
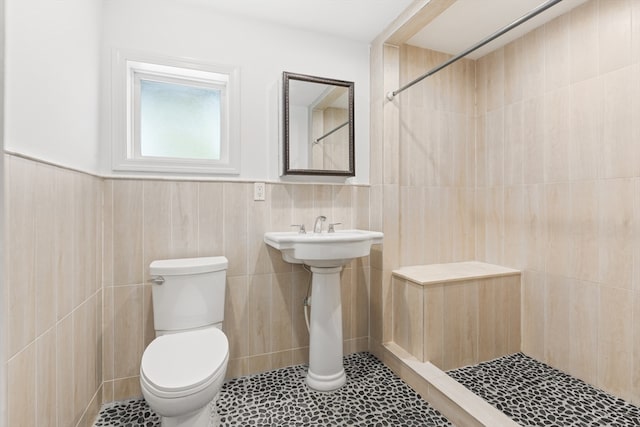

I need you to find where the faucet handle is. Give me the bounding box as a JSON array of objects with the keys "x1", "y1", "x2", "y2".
[
  {"x1": 290, "y1": 224, "x2": 306, "y2": 234},
  {"x1": 328, "y1": 222, "x2": 342, "y2": 233}
]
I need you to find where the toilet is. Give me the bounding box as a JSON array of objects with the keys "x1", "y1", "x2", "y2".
[{"x1": 140, "y1": 256, "x2": 230, "y2": 427}]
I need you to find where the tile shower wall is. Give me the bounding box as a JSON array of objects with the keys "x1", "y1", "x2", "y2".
[
  {"x1": 102, "y1": 180, "x2": 372, "y2": 401},
  {"x1": 5, "y1": 155, "x2": 103, "y2": 426},
  {"x1": 369, "y1": 41, "x2": 477, "y2": 352},
  {"x1": 371, "y1": 0, "x2": 640, "y2": 403},
  {"x1": 397, "y1": 45, "x2": 476, "y2": 267},
  {"x1": 373, "y1": 0, "x2": 640, "y2": 407},
  {"x1": 475, "y1": 0, "x2": 640, "y2": 404}
]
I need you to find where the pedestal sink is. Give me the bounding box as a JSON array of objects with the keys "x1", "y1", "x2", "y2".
[{"x1": 264, "y1": 229, "x2": 383, "y2": 391}]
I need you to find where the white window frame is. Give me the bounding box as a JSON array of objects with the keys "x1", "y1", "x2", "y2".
[{"x1": 112, "y1": 49, "x2": 240, "y2": 175}]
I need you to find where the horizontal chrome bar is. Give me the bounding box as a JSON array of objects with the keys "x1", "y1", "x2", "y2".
[
  {"x1": 387, "y1": 0, "x2": 563, "y2": 100},
  {"x1": 313, "y1": 121, "x2": 350, "y2": 145}
]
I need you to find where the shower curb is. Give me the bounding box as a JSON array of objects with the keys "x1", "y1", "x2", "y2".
[{"x1": 378, "y1": 342, "x2": 519, "y2": 427}]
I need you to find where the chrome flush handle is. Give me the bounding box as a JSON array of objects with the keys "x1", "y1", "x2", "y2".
[{"x1": 150, "y1": 276, "x2": 165, "y2": 285}]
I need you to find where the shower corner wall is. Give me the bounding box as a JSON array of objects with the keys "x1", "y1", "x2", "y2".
[{"x1": 370, "y1": 0, "x2": 640, "y2": 411}]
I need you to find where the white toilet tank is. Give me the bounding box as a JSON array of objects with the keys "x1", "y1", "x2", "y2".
[{"x1": 149, "y1": 256, "x2": 228, "y2": 335}]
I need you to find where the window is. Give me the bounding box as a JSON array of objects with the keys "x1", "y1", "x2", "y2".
[
  {"x1": 112, "y1": 50, "x2": 240, "y2": 174},
  {"x1": 139, "y1": 79, "x2": 221, "y2": 160}
]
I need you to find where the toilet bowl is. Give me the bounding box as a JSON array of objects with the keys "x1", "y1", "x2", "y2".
[{"x1": 140, "y1": 327, "x2": 229, "y2": 427}]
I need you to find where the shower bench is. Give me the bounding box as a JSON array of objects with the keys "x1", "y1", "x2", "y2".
[{"x1": 391, "y1": 261, "x2": 521, "y2": 371}]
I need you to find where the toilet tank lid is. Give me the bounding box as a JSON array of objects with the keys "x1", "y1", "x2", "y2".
[{"x1": 150, "y1": 256, "x2": 228, "y2": 276}]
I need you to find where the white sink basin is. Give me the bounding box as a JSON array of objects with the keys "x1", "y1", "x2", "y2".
[{"x1": 264, "y1": 229, "x2": 383, "y2": 267}]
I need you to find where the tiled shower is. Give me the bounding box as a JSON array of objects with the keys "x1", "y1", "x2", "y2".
[{"x1": 371, "y1": 0, "x2": 640, "y2": 406}]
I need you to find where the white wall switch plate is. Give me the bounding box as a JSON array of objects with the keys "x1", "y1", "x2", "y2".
[{"x1": 254, "y1": 182, "x2": 266, "y2": 201}]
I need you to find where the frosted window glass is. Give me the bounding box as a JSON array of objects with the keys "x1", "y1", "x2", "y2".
[{"x1": 140, "y1": 80, "x2": 221, "y2": 160}]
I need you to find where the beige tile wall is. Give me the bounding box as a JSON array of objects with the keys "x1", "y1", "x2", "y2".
[
  {"x1": 369, "y1": 42, "x2": 477, "y2": 358},
  {"x1": 5, "y1": 155, "x2": 103, "y2": 427},
  {"x1": 374, "y1": 0, "x2": 640, "y2": 406},
  {"x1": 397, "y1": 44, "x2": 476, "y2": 267},
  {"x1": 475, "y1": 0, "x2": 640, "y2": 404},
  {"x1": 102, "y1": 180, "x2": 372, "y2": 401},
  {"x1": 4, "y1": 153, "x2": 374, "y2": 420}
]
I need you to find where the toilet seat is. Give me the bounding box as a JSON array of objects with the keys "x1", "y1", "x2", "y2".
[{"x1": 141, "y1": 328, "x2": 229, "y2": 399}]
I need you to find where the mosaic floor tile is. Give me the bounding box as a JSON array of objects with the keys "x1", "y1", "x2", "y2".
[
  {"x1": 93, "y1": 398, "x2": 159, "y2": 426},
  {"x1": 447, "y1": 352, "x2": 640, "y2": 427},
  {"x1": 93, "y1": 352, "x2": 451, "y2": 427}
]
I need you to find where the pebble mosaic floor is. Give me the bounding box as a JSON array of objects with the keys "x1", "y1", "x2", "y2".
[
  {"x1": 447, "y1": 352, "x2": 640, "y2": 427},
  {"x1": 93, "y1": 399, "x2": 159, "y2": 427},
  {"x1": 93, "y1": 352, "x2": 451, "y2": 427}
]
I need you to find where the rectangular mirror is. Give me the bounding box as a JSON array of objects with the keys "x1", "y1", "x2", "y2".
[{"x1": 283, "y1": 72, "x2": 355, "y2": 176}]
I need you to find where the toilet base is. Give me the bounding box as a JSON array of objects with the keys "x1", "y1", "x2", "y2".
[{"x1": 161, "y1": 398, "x2": 219, "y2": 427}]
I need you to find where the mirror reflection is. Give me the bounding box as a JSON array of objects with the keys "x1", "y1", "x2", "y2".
[{"x1": 283, "y1": 72, "x2": 354, "y2": 176}]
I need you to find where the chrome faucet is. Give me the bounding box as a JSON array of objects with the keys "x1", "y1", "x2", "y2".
[{"x1": 313, "y1": 215, "x2": 327, "y2": 233}]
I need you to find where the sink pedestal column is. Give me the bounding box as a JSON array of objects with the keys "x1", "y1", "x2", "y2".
[{"x1": 306, "y1": 266, "x2": 346, "y2": 391}]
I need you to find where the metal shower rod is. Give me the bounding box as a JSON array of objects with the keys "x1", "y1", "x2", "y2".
[
  {"x1": 313, "y1": 121, "x2": 350, "y2": 145},
  {"x1": 386, "y1": 0, "x2": 563, "y2": 101}
]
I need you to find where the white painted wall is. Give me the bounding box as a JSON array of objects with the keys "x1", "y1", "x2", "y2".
[
  {"x1": 4, "y1": 0, "x2": 102, "y2": 174},
  {"x1": 4, "y1": 0, "x2": 371, "y2": 183},
  {"x1": 101, "y1": 0, "x2": 371, "y2": 183},
  {"x1": 0, "y1": 0, "x2": 5, "y2": 423}
]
